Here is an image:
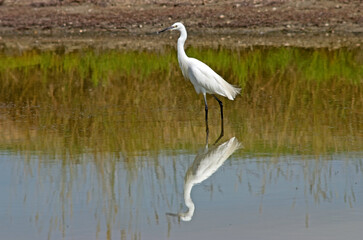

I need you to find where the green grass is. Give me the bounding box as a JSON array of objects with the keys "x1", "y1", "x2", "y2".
[
  {"x1": 187, "y1": 47, "x2": 362, "y2": 87},
  {"x1": 1, "y1": 47, "x2": 361, "y2": 88}
]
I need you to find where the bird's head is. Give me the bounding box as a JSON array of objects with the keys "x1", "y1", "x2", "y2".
[
  {"x1": 157, "y1": 22, "x2": 184, "y2": 34},
  {"x1": 165, "y1": 211, "x2": 193, "y2": 222}
]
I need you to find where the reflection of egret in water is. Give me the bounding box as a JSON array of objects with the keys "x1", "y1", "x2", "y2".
[{"x1": 170, "y1": 137, "x2": 241, "y2": 221}]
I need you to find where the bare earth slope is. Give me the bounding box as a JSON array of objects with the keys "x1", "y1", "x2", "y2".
[{"x1": 0, "y1": 0, "x2": 362, "y2": 49}]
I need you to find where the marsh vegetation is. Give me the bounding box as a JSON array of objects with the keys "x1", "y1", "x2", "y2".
[
  {"x1": 0, "y1": 46, "x2": 362, "y2": 155},
  {"x1": 0, "y1": 46, "x2": 362, "y2": 240}
]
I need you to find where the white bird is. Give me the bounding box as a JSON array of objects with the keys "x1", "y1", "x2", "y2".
[
  {"x1": 158, "y1": 22, "x2": 241, "y2": 134},
  {"x1": 178, "y1": 137, "x2": 241, "y2": 221}
]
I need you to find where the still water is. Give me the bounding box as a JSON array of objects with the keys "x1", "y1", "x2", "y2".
[{"x1": 0, "y1": 46, "x2": 362, "y2": 240}]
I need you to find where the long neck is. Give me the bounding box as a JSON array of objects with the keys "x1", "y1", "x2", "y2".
[
  {"x1": 177, "y1": 27, "x2": 188, "y2": 60},
  {"x1": 184, "y1": 181, "x2": 194, "y2": 209},
  {"x1": 181, "y1": 181, "x2": 195, "y2": 221}
]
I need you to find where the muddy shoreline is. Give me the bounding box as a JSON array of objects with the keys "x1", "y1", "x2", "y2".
[{"x1": 0, "y1": 0, "x2": 362, "y2": 50}]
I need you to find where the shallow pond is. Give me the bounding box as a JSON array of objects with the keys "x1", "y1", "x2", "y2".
[{"x1": 0, "y1": 46, "x2": 362, "y2": 240}]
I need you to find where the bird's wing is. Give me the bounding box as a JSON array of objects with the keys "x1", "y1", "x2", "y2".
[
  {"x1": 188, "y1": 59, "x2": 223, "y2": 94},
  {"x1": 190, "y1": 137, "x2": 242, "y2": 183},
  {"x1": 188, "y1": 58, "x2": 239, "y2": 99}
]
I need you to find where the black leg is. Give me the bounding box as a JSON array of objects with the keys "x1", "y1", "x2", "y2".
[
  {"x1": 213, "y1": 95, "x2": 224, "y2": 121},
  {"x1": 204, "y1": 94, "x2": 209, "y2": 136},
  {"x1": 213, "y1": 95, "x2": 224, "y2": 143},
  {"x1": 205, "y1": 103, "x2": 208, "y2": 123},
  {"x1": 205, "y1": 102, "x2": 209, "y2": 137},
  {"x1": 205, "y1": 122, "x2": 209, "y2": 145}
]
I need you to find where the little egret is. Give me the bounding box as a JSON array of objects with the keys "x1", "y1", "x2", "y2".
[
  {"x1": 167, "y1": 137, "x2": 242, "y2": 221},
  {"x1": 158, "y1": 22, "x2": 241, "y2": 136}
]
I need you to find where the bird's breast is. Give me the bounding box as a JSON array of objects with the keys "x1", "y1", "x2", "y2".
[{"x1": 178, "y1": 57, "x2": 189, "y2": 80}]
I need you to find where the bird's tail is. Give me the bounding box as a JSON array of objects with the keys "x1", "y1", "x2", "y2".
[
  {"x1": 213, "y1": 72, "x2": 241, "y2": 100},
  {"x1": 224, "y1": 83, "x2": 241, "y2": 100}
]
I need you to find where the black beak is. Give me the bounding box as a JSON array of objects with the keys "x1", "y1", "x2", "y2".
[
  {"x1": 157, "y1": 26, "x2": 173, "y2": 34},
  {"x1": 165, "y1": 212, "x2": 179, "y2": 217}
]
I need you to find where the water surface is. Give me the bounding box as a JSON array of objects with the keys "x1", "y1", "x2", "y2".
[{"x1": 0, "y1": 46, "x2": 362, "y2": 240}]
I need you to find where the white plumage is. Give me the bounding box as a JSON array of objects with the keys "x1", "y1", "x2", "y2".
[
  {"x1": 187, "y1": 58, "x2": 240, "y2": 100},
  {"x1": 180, "y1": 137, "x2": 242, "y2": 221},
  {"x1": 158, "y1": 22, "x2": 241, "y2": 132}
]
